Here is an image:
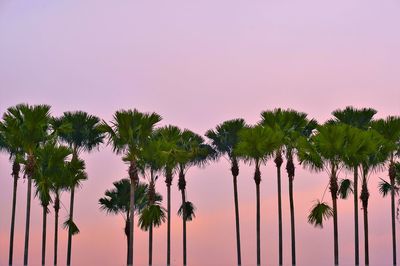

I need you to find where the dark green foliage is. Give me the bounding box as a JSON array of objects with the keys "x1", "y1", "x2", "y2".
[
  {"x1": 178, "y1": 201, "x2": 196, "y2": 221},
  {"x1": 338, "y1": 179, "x2": 353, "y2": 199},
  {"x1": 308, "y1": 201, "x2": 333, "y2": 228}
]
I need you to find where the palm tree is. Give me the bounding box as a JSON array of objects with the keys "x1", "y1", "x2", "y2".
[
  {"x1": 153, "y1": 125, "x2": 181, "y2": 265},
  {"x1": 0, "y1": 114, "x2": 24, "y2": 266},
  {"x1": 2, "y1": 104, "x2": 52, "y2": 265},
  {"x1": 235, "y1": 125, "x2": 283, "y2": 265},
  {"x1": 99, "y1": 179, "x2": 160, "y2": 264},
  {"x1": 260, "y1": 109, "x2": 317, "y2": 265},
  {"x1": 34, "y1": 142, "x2": 71, "y2": 266},
  {"x1": 53, "y1": 111, "x2": 104, "y2": 265},
  {"x1": 205, "y1": 118, "x2": 246, "y2": 266},
  {"x1": 329, "y1": 106, "x2": 377, "y2": 265},
  {"x1": 372, "y1": 116, "x2": 400, "y2": 265},
  {"x1": 102, "y1": 109, "x2": 161, "y2": 265},
  {"x1": 299, "y1": 123, "x2": 362, "y2": 265},
  {"x1": 176, "y1": 129, "x2": 216, "y2": 266},
  {"x1": 356, "y1": 130, "x2": 388, "y2": 265}
]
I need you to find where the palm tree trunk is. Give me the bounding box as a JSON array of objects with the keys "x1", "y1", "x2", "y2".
[
  {"x1": 289, "y1": 176, "x2": 296, "y2": 265},
  {"x1": 125, "y1": 218, "x2": 130, "y2": 265},
  {"x1": 181, "y1": 189, "x2": 187, "y2": 266},
  {"x1": 254, "y1": 164, "x2": 261, "y2": 266},
  {"x1": 128, "y1": 180, "x2": 135, "y2": 266},
  {"x1": 233, "y1": 174, "x2": 242, "y2": 266},
  {"x1": 360, "y1": 176, "x2": 370, "y2": 266},
  {"x1": 167, "y1": 183, "x2": 171, "y2": 265},
  {"x1": 286, "y1": 157, "x2": 296, "y2": 265},
  {"x1": 9, "y1": 172, "x2": 18, "y2": 266},
  {"x1": 330, "y1": 170, "x2": 339, "y2": 266},
  {"x1": 149, "y1": 224, "x2": 153, "y2": 265},
  {"x1": 23, "y1": 173, "x2": 33, "y2": 266},
  {"x1": 391, "y1": 176, "x2": 397, "y2": 265},
  {"x1": 354, "y1": 166, "x2": 359, "y2": 265},
  {"x1": 54, "y1": 200, "x2": 59, "y2": 266},
  {"x1": 275, "y1": 153, "x2": 283, "y2": 266},
  {"x1": 42, "y1": 205, "x2": 47, "y2": 266},
  {"x1": 67, "y1": 186, "x2": 75, "y2": 266}
]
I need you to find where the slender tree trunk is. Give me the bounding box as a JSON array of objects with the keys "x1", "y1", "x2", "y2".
[
  {"x1": 275, "y1": 154, "x2": 283, "y2": 265},
  {"x1": 289, "y1": 177, "x2": 296, "y2": 266},
  {"x1": 390, "y1": 161, "x2": 397, "y2": 265},
  {"x1": 42, "y1": 205, "x2": 47, "y2": 266},
  {"x1": 54, "y1": 196, "x2": 59, "y2": 266},
  {"x1": 167, "y1": 183, "x2": 171, "y2": 265},
  {"x1": 354, "y1": 166, "x2": 359, "y2": 265},
  {"x1": 9, "y1": 167, "x2": 18, "y2": 266},
  {"x1": 233, "y1": 175, "x2": 241, "y2": 266},
  {"x1": 286, "y1": 157, "x2": 296, "y2": 265},
  {"x1": 231, "y1": 158, "x2": 241, "y2": 266},
  {"x1": 67, "y1": 186, "x2": 75, "y2": 266},
  {"x1": 181, "y1": 190, "x2": 187, "y2": 266},
  {"x1": 149, "y1": 224, "x2": 153, "y2": 265},
  {"x1": 330, "y1": 170, "x2": 339, "y2": 266},
  {"x1": 128, "y1": 180, "x2": 135, "y2": 266},
  {"x1": 165, "y1": 170, "x2": 173, "y2": 266},
  {"x1": 360, "y1": 175, "x2": 370, "y2": 266},
  {"x1": 23, "y1": 173, "x2": 33, "y2": 266},
  {"x1": 254, "y1": 164, "x2": 261, "y2": 266},
  {"x1": 125, "y1": 218, "x2": 130, "y2": 266},
  {"x1": 128, "y1": 160, "x2": 138, "y2": 266}
]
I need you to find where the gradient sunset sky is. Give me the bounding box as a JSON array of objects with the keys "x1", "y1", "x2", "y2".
[{"x1": 1, "y1": 1, "x2": 400, "y2": 265}]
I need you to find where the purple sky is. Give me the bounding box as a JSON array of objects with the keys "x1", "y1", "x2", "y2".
[{"x1": 1, "y1": 1, "x2": 400, "y2": 265}]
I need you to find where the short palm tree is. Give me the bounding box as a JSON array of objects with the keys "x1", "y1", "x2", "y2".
[
  {"x1": 2, "y1": 104, "x2": 52, "y2": 265},
  {"x1": 52, "y1": 111, "x2": 104, "y2": 265},
  {"x1": 206, "y1": 118, "x2": 246, "y2": 266},
  {"x1": 0, "y1": 114, "x2": 24, "y2": 266},
  {"x1": 34, "y1": 142, "x2": 71, "y2": 266},
  {"x1": 102, "y1": 109, "x2": 161, "y2": 265},
  {"x1": 176, "y1": 129, "x2": 216, "y2": 266},
  {"x1": 235, "y1": 125, "x2": 283, "y2": 266},
  {"x1": 372, "y1": 116, "x2": 400, "y2": 265},
  {"x1": 153, "y1": 125, "x2": 181, "y2": 265},
  {"x1": 99, "y1": 179, "x2": 160, "y2": 264},
  {"x1": 299, "y1": 123, "x2": 354, "y2": 265},
  {"x1": 261, "y1": 109, "x2": 317, "y2": 265},
  {"x1": 329, "y1": 106, "x2": 377, "y2": 265}
]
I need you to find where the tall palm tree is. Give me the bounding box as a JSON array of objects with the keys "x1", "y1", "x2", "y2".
[
  {"x1": 299, "y1": 123, "x2": 361, "y2": 265},
  {"x1": 235, "y1": 125, "x2": 283, "y2": 265},
  {"x1": 153, "y1": 125, "x2": 181, "y2": 265},
  {"x1": 53, "y1": 111, "x2": 104, "y2": 265},
  {"x1": 0, "y1": 115, "x2": 24, "y2": 266},
  {"x1": 176, "y1": 129, "x2": 216, "y2": 266},
  {"x1": 2, "y1": 104, "x2": 52, "y2": 265},
  {"x1": 99, "y1": 179, "x2": 160, "y2": 264},
  {"x1": 261, "y1": 109, "x2": 317, "y2": 265},
  {"x1": 329, "y1": 106, "x2": 377, "y2": 265},
  {"x1": 51, "y1": 151, "x2": 74, "y2": 266},
  {"x1": 372, "y1": 116, "x2": 400, "y2": 265},
  {"x1": 34, "y1": 142, "x2": 71, "y2": 266},
  {"x1": 102, "y1": 109, "x2": 161, "y2": 265},
  {"x1": 205, "y1": 118, "x2": 246, "y2": 266},
  {"x1": 356, "y1": 130, "x2": 388, "y2": 265}
]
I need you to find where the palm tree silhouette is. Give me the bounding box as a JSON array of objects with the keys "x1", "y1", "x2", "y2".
[{"x1": 206, "y1": 118, "x2": 246, "y2": 266}]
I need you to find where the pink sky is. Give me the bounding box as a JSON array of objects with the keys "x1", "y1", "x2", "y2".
[{"x1": 1, "y1": 1, "x2": 400, "y2": 265}]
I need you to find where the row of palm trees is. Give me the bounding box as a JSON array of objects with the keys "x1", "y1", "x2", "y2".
[
  {"x1": 0, "y1": 105, "x2": 104, "y2": 266},
  {"x1": 1, "y1": 104, "x2": 399, "y2": 266}
]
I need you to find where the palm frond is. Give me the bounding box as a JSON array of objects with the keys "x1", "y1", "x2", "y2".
[
  {"x1": 178, "y1": 201, "x2": 196, "y2": 221},
  {"x1": 308, "y1": 200, "x2": 333, "y2": 228},
  {"x1": 63, "y1": 218, "x2": 80, "y2": 235},
  {"x1": 338, "y1": 178, "x2": 353, "y2": 199}
]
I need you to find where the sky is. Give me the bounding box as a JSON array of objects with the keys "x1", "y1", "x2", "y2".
[{"x1": 0, "y1": 1, "x2": 400, "y2": 265}]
